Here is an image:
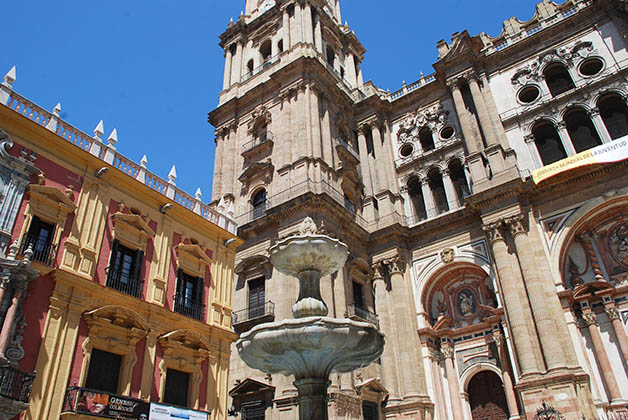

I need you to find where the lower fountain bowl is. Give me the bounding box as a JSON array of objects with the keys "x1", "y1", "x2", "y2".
[{"x1": 236, "y1": 317, "x2": 384, "y2": 380}]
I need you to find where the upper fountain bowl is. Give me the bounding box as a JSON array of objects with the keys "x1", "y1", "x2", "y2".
[{"x1": 269, "y1": 218, "x2": 348, "y2": 278}]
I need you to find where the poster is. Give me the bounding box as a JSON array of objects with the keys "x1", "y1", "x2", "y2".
[
  {"x1": 149, "y1": 403, "x2": 209, "y2": 420},
  {"x1": 75, "y1": 389, "x2": 149, "y2": 419},
  {"x1": 532, "y1": 138, "x2": 628, "y2": 184}
]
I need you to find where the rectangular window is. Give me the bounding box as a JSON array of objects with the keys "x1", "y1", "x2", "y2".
[
  {"x1": 85, "y1": 349, "x2": 122, "y2": 394},
  {"x1": 20, "y1": 215, "x2": 56, "y2": 265},
  {"x1": 163, "y1": 368, "x2": 189, "y2": 408},
  {"x1": 242, "y1": 400, "x2": 266, "y2": 420},
  {"x1": 174, "y1": 269, "x2": 204, "y2": 320},
  {"x1": 363, "y1": 401, "x2": 379, "y2": 420},
  {"x1": 107, "y1": 239, "x2": 144, "y2": 297},
  {"x1": 248, "y1": 278, "x2": 265, "y2": 319},
  {"x1": 352, "y1": 281, "x2": 365, "y2": 310}
]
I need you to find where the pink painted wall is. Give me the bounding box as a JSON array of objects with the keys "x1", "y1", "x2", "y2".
[
  {"x1": 18, "y1": 272, "x2": 55, "y2": 373},
  {"x1": 152, "y1": 343, "x2": 164, "y2": 401},
  {"x1": 131, "y1": 337, "x2": 146, "y2": 398},
  {"x1": 199, "y1": 358, "x2": 208, "y2": 409}
]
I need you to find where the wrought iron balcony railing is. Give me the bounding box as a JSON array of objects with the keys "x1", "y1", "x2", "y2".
[
  {"x1": 106, "y1": 269, "x2": 143, "y2": 298},
  {"x1": 173, "y1": 293, "x2": 205, "y2": 321},
  {"x1": 233, "y1": 301, "x2": 275, "y2": 325},
  {"x1": 0, "y1": 364, "x2": 35, "y2": 403},
  {"x1": 346, "y1": 304, "x2": 379, "y2": 328},
  {"x1": 18, "y1": 234, "x2": 56, "y2": 266},
  {"x1": 242, "y1": 131, "x2": 274, "y2": 154}
]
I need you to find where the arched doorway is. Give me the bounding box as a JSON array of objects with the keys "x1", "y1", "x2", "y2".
[{"x1": 468, "y1": 371, "x2": 509, "y2": 420}]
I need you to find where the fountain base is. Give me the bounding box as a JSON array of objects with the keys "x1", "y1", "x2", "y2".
[{"x1": 294, "y1": 378, "x2": 330, "y2": 420}]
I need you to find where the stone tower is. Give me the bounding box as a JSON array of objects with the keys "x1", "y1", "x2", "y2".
[{"x1": 209, "y1": 0, "x2": 427, "y2": 417}]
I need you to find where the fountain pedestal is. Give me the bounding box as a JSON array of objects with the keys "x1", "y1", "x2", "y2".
[{"x1": 236, "y1": 218, "x2": 384, "y2": 419}]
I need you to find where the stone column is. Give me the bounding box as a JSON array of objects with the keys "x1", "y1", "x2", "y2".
[
  {"x1": 506, "y1": 215, "x2": 568, "y2": 371},
  {"x1": 357, "y1": 125, "x2": 374, "y2": 197},
  {"x1": 370, "y1": 121, "x2": 387, "y2": 194},
  {"x1": 493, "y1": 329, "x2": 521, "y2": 420},
  {"x1": 524, "y1": 134, "x2": 545, "y2": 169},
  {"x1": 212, "y1": 128, "x2": 226, "y2": 202},
  {"x1": 420, "y1": 178, "x2": 436, "y2": 218},
  {"x1": 388, "y1": 256, "x2": 425, "y2": 400},
  {"x1": 580, "y1": 307, "x2": 625, "y2": 405},
  {"x1": 309, "y1": 84, "x2": 322, "y2": 159},
  {"x1": 383, "y1": 119, "x2": 400, "y2": 195},
  {"x1": 302, "y1": 3, "x2": 314, "y2": 45},
  {"x1": 372, "y1": 263, "x2": 400, "y2": 400},
  {"x1": 449, "y1": 80, "x2": 480, "y2": 155},
  {"x1": 603, "y1": 303, "x2": 628, "y2": 369},
  {"x1": 483, "y1": 222, "x2": 542, "y2": 376},
  {"x1": 556, "y1": 121, "x2": 577, "y2": 156},
  {"x1": 313, "y1": 13, "x2": 322, "y2": 51},
  {"x1": 223, "y1": 47, "x2": 232, "y2": 90},
  {"x1": 283, "y1": 8, "x2": 291, "y2": 48},
  {"x1": 320, "y1": 101, "x2": 334, "y2": 167},
  {"x1": 441, "y1": 169, "x2": 459, "y2": 210},
  {"x1": 346, "y1": 53, "x2": 357, "y2": 87},
  {"x1": 441, "y1": 341, "x2": 464, "y2": 419},
  {"x1": 467, "y1": 75, "x2": 499, "y2": 147},
  {"x1": 231, "y1": 42, "x2": 243, "y2": 86},
  {"x1": 589, "y1": 108, "x2": 612, "y2": 144},
  {"x1": 0, "y1": 287, "x2": 23, "y2": 359}
]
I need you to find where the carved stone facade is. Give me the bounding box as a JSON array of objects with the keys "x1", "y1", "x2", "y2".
[{"x1": 211, "y1": 0, "x2": 628, "y2": 419}]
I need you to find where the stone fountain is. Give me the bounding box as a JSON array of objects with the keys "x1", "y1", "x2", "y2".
[{"x1": 236, "y1": 217, "x2": 384, "y2": 419}]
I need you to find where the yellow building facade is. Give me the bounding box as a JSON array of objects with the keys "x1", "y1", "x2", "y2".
[{"x1": 0, "y1": 73, "x2": 240, "y2": 420}]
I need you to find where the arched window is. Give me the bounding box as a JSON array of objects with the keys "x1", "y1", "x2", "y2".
[
  {"x1": 252, "y1": 189, "x2": 267, "y2": 219},
  {"x1": 564, "y1": 108, "x2": 602, "y2": 153},
  {"x1": 428, "y1": 169, "x2": 449, "y2": 214},
  {"x1": 326, "y1": 45, "x2": 335, "y2": 67},
  {"x1": 247, "y1": 59, "x2": 254, "y2": 76},
  {"x1": 407, "y1": 177, "x2": 427, "y2": 222},
  {"x1": 419, "y1": 127, "x2": 435, "y2": 152},
  {"x1": 543, "y1": 63, "x2": 575, "y2": 97},
  {"x1": 260, "y1": 40, "x2": 272, "y2": 63},
  {"x1": 532, "y1": 121, "x2": 567, "y2": 165},
  {"x1": 448, "y1": 159, "x2": 469, "y2": 206},
  {"x1": 277, "y1": 39, "x2": 284, "y2": 54},
  {"x1": 598, "y1": 94, "x2": 628, "y2": 140}
]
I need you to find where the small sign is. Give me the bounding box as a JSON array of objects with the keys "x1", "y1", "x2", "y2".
[
  {"x1": 149, "y1": 403, "x2": 209, "y2": 420},
  {"x1": 532, "y1": 138, "x2": 628, "y2": 184}
]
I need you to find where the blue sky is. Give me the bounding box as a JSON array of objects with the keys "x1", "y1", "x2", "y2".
[{"x1": 1, "y1": 0, "x2": 544, "y2": 201}]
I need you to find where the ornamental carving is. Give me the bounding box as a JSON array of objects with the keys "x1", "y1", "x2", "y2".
[
  {"x1": 440, "y1": 248, "x2": 455, "y2": 264},
  {"x1": 505, "y1": 214, "x2": 528, "y2": 236},
  {"x1": 604, "y1": 306, "x2": 620, "y2": 321},
  {"x1": 397, "y1": 104, "x2": 450, "y2": 144},
  {"x1": 608, "y1": 222, "x2": 628, "y2": 269},
  {"x1": 456, "y1": 289, "x2": 477, "y2": 317},
  {"x1": 247, "y1": 105, "x2": 272, "y2": 134},
  {"x1": 581, "y1": 311, "x2": 597, "y2": 326},
  {"x1": 441, "y1": 343, "x2": 454, "y2": 359},
  {"x1": 511, "y1": 40, "x2": 595, "y2": 85},
  {"x1": 483, "y1": 222, "x2": 505, "y2": 243}
]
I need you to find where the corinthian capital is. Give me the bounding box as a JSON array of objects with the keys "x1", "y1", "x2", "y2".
[
  {"x1": 441, "y1": 342, "x2": 454, "y2": 359},
  {"x1": 385, "y1": 255, "x2": 405, "y2": 275},
  {"x1": 604, "y1": 306, "x2": 620, "y2": 321},
  {"x1": 505, "y1": 214, "x2": 528, "y2": 237},
  {"x1": 482, "y1": 222, "x2": 505, "y2": 244},
  {"x1": 581, "y1": 311, "x2": 597, "y2": 326}
]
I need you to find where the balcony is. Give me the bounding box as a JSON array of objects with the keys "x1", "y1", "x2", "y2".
[
  {"x1": 241, "y1": 54, "x2": 281, "y2": 83},
  {"x1": 346, "y1": 304, "x2": 379, "y2": 328},
  {"x1": 105, "y1": 270, "x2": 143, "y2": 298},
  {"x1": 173, "y1": 294, "x2": 205, "y2": 321},
  {"x1": 334, "y1": 137, "x2": 360, "y2": 166},
  {"x1": 0, "y1": 364, "x2": 35, "y2": 420},
  {"x1": 18, "y1": 234, "x2": 56, "y2": 266},
  {"x1": 232, "y1": 301, "x2": 275, "y2": 334},
  {"x1": 242, "y1": 131, "x2": 274, "y2": 158}
]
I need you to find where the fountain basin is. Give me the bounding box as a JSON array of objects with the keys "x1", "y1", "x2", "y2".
[
  {"x1": 269, "y1": 235, "x2": 348, "y2": 279},
  {"x1": 236, "y1": 316, "x2": 384, "y2": 380}
]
